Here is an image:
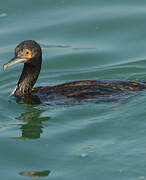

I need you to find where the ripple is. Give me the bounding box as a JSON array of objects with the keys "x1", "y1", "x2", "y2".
[
  {"x1": 19, "y1": 169, "x2": 51, "y2": 178},
  {"x1": 0, "y1": 13, "x2": 7, "y2": 17}
]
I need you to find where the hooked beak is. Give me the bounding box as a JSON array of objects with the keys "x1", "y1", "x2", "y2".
[{"x1": 3, "y1": 56, "x2": 28, "y2": 71}]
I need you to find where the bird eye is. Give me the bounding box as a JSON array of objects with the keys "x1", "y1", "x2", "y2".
[{"x1": 19, "y1": 49, "x2": 33, "y2": 59}]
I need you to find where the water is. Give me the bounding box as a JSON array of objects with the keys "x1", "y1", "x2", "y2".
[{"x1": 0, "y1": 0, "x2": 146, "y2": 179}]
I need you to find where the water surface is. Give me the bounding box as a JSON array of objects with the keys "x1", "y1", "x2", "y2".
[{"x1": 1, "y1": 0, "x2": 146, "y2": 179}]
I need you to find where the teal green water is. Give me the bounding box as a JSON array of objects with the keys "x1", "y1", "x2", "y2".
[{"x1": 1, "y1": 0, "x2": 146, "y2": 179}]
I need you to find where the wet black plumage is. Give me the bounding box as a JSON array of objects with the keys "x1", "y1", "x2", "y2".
[{"x1": 3, "y1": 40, "x2": 146, "y2": 104}]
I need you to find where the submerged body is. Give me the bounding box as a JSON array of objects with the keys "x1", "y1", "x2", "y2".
[{"x1": 3, "y1": 40, "x2": 146, "y2": 105}]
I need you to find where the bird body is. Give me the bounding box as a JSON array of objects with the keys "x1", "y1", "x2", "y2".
[
  {"x1": 33, "y1": 80, "x2": 146, "y2": 98},
  {"x1": 3, "y1": 40, "x2": 146, "y2": 104}
]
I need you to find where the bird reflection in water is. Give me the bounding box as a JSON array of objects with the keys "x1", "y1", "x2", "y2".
[{"x1": 16, "y1": 109, "x2": 50, "y2": 140}]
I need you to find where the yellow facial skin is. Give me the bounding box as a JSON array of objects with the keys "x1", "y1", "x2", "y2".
[{"x1": 18, "y1": 49, "x2": 33, "y2": 59}]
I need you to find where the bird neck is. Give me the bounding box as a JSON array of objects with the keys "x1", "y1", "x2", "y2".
[{"x1": 12, "y1": 57, "x2": 42, "y2": 96}]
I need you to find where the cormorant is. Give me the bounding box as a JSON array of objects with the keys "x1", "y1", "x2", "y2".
[{"x1": 3, "y1": 40, "x2": 146, "y2": 104}]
